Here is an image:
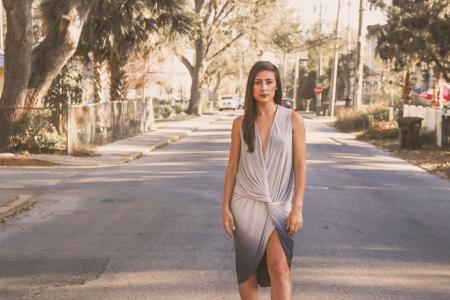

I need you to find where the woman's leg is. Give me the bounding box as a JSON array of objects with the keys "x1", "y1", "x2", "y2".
[
  {"x1": 238, "y1": 272, "x2": 259, "y2": 300},
  {"x1": 267, "y1": 230, "x2": 292, "y2": 300}
]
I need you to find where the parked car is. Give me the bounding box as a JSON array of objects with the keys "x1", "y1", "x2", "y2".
[
  {"x1": 416, "y1": 84, "x2": 450, "y2": 102},
  {"x1": 418, "y1": 89, "x2": 434, "y2": 100},
  {"x1": 217, "y1": 95, "x2": 239, "y2": 111},
  {"x1": 281, "y1": 98, "x2": 293, "y2": 109}
]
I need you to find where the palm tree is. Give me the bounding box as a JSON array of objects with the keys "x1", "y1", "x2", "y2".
[{"x1": 77, "y1": 0, "x2": 190, "y2": 102}]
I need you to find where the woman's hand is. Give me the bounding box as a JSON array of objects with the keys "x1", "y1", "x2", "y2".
[
  {"x1": 286, "y1": 208, "x2": 303, "y2": 235},
  {"x1": 222, "y1": 208, "x2": 236, "y2": 240}
]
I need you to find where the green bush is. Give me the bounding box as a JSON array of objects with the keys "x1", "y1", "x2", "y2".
[
  {"x1": 8, "y1": 112, "x2": 66, "y2": 153},
  {"x1": 152, "y1": 98, "x2": 188, "y2": 119},
  {"x1": 44, "y1": 59, "x2": 84, "y2": 108},
  {"x1": 335, "y1": 107, "x2": 390, "y2": 132},
  {"x1": 174, "y1": 104, "x2": 183, "y2": 115}
]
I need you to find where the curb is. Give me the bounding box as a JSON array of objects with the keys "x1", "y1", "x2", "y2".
[
  {"x1": 0, "y1": 118, "x2": 212, "y2": 168},
  {"x1": 0, "y1": 195, "x2": 35, "y2": 222},
  {"x1": 148, "y1": 131, "x2": 193, "y2": 151},
  {"x1": 0, "y1": 157, "x2": 61, "y2": 167},
  {"x1": 120, "y1": 151, "x2": 144, "y2": 164}
]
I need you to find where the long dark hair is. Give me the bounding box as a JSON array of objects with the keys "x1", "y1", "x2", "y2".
[{"x1": 242, "y1": 61, "x2": 282, "y2": 153}]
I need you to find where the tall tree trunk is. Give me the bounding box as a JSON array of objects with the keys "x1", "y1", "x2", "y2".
[
  {"x1": 344, "y1": 56, "x2": 351, "y2": 98},
  {"x1": 109, "y1": 58, "x2": 128, "y2": 102},
  {"x1": 0, "y1": 0, "x2": 33, "y2": 149},
  {"x1": 432, "y1": 66, "x2": 441, "y2": 108},
  {"x1": 27, "y1": 1, "x2": 95, "y2": 106},
  {"x1": 0, "y1": 0, "x2": 33, "y2": 111},
  {"x1": 402, "y1": 68, "x2": 411, "y2": 105},
  {"x1": 187, "y1": 38, "x2": 205, "y2": 115},
  {"x1": 0, "y1": 0, "x2": 97, "y2": 150},
  {"x1": 212, "y1": 72, "x2": 223, "y2": 106},
  {"x1": 92, "y1": 58, "x2": 102, "y2": 103}
]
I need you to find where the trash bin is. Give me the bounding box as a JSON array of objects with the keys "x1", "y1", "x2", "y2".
[
  {"x1": 442, "y1": 115, "x2": 450, "y2": 147},
  {"x1": 397, "y1": 117, "x2": 423, "y2": 149}
]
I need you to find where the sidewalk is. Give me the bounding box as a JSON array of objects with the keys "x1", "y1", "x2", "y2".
[
  {"x1": 0, "y1": 113, "x2": 221, "y2": 168},
  {"x1": 0, "y1": 113, "x2": 223, "y2": 221},
  {"x1": 299, "y1": 111, "x2": 336, "y2": 120}
]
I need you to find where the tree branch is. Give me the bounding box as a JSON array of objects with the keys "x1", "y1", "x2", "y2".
[
  {"x1": 206, "y1": 32, "x2": 244, "y2": 62},
  {"x1": 204, "y1": 2, "x2": 236, "y2": 56},
  {"x1": 202, "y1": 0, "x2": 215, "y2": 26},
  {"x1": 27, "y1": 0, "x2": 98, "y2": 105},
  {"x1": 212, "y1": 0, "x2": 233, "y2": 26},
  {"x1": 195, "y1": 0, "x2": 206, "y2": 13},
  {"x1": 179, "y1": 55, "x2": 195, "y2": 77},
  {"x1": 208, "y1": 1, "x2": 236, "y2": 39}
]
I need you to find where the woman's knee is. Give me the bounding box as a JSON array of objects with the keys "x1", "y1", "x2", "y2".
[{"x1": 268, "y1": 260, "x2": 290, "y2": 281}]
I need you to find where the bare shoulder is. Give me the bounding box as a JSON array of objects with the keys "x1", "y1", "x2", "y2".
[
  {"x1": 291, "y1": 111, "x2": 304, "y2": 131},
  {"x1": 233, "y1": 115, "x2": 243, "y2": 127},
  {"x1": 232, "y1": 115, "x2": 243, "y2": 133}
]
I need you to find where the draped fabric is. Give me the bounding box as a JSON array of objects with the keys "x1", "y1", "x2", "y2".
[{"x1": 231, "y1": 105, "x2": 295, "y2": 287}]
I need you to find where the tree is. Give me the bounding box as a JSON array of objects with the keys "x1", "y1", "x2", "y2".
[
  {"x1": 77, "y1": 0, "x2": 190, "y2": 102},
  {"x1": 43, "y1": 58, "x2": 84, "y2": 133},
  {"x1": 201, "y1": 1, "x2": 302, "y2": 102},
  {"x1": 267, "y1": 7, "x2": 302, "y2": 94},
  {"x1": 205, "y1": 50, "x2": 240, "y2": 104},
  {"x1": 178, "y1": 0, "x2": 284, "y2": 115},
  {"x1": 368, "y1": 0, "x2": 450, "y2": 105},
  {"x1": 0, "y1": 0, "x2": 189, "y2": 150},
  {"x1": 0, "y1": 0, "x2": 97, "y2": 149},
  {"x1": 178, "y1": 0, "x2": 242, "y2": 115}
]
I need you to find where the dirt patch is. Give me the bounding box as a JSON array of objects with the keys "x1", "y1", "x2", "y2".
[{"x1": 0, "y1": 157, "x2": 61, "y2": 166}]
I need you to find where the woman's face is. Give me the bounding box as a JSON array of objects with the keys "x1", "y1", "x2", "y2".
[{"x1": 253, "y1": 70, "x2": 277, "y2": 105}]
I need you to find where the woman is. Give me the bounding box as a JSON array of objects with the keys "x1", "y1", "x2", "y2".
[{"x1": 222, "y1": 61, "x2": 307, "y2": 299}]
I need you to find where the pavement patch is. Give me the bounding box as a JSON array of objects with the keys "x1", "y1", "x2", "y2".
[{"x1": 0, "y1": 195, "x2": 35, "y2": 223}]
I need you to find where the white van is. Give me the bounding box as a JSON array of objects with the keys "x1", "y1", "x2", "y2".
[{"x1": 217, "y1": 95, "x2": 238, "y2": 111}]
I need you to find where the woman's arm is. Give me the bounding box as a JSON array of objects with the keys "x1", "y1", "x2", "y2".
[
  {"x1": 222, "y1": 116, "x2": 242, "y2": 239},
  {"x1": 286, "y1": 111, "x2": 307, "y2": 235}
]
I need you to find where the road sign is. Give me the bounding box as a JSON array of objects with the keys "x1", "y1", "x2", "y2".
[{"x1": 314, "y1": 86, "x2": 322, "y2": 95}]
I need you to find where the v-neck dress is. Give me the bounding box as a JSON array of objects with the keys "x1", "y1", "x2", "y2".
[{"x1": 231, "y1": 104, "x2": 295, "y2": 287}]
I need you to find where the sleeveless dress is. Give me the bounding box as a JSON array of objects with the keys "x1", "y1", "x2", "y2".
[{"x1": 231, "y1": 104, "x2": 295, "y2": 287}]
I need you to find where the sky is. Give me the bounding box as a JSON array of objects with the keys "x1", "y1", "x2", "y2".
[{"x1": 287, "y1": 0, "x2": 386, "y2": 33}]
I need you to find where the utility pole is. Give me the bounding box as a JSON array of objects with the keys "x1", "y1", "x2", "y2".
[
  {"x1": 329, "y1": 0, "x2": 341, "y2": 117},
  {"x1": 354, "y1": 0, "x2": 365, "y2": 109},
  {"x1": 315, "y1": 0, "x2": 324, "y2": 115},
  {"x1": 346, "y1": 0, "x2": 352, "y2": 101},
  {"x1": 318, "y1": 0, "x2": 323, "y2": 79},
  {"x1": 347, "y1": 0, "x2": 352, "y2": 53}
]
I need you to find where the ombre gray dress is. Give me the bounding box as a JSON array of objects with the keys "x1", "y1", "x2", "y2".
[{"x1": 231, "y1": 104, "x2": 295, "y2": 287}]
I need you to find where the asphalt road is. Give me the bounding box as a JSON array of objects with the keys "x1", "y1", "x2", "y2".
[{"x1": 1, "y1": 112, "x2": 450, "y2": 299}]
